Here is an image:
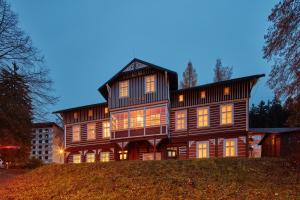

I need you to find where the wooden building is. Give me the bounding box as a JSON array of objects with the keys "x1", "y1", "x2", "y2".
[{"x1": 54, "y1": 58, "x2": 264, "y2": 163}]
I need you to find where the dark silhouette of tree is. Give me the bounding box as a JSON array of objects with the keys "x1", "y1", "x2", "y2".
[
  {"x1": 213, "y1": 59, "x2": 233, "y2": 82},
  {"x1": 180, "y1": 61, "x2": 197, "y2": 89},
  {"x1": 284, "y1": 95, "x2": 300, "y2": 127},
  {"x1": 263, "y1": 0, "x2": 300, "y2": 99}
]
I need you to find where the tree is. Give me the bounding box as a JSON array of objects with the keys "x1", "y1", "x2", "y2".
[
  {"x1": 180, "y1": 61, "x2": 197, "y2": 89},
  {"x1": 284, "y1": 96, "x2": 300, "y2": 127},
  {"x1": 213, "y1": 59, "x2": 233, "y2": 82},
  {"x1": 263, "y1": 0, "x2": 300, "y2": 99}
]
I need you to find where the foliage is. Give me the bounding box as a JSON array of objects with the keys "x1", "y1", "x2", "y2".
[
  {"x1": 284, "y1": 95, "x2": 300, "y2": 127},
  {"x1": 249, "y1": 98, "x2": 288, "y2": 128},
  {"x1": 263, "y1": 0, "x2": 300, "y2": 99},
  {"x1": 213, "y1": 59, "x2": 233, "y2": 82},
  {"x1": 180, "y1": 61, "x2": 197, "y2": 89},
  {"x1": 0, "y1": 158, "x2": 299, "y2": 199},
  {"x1": 25, "y1": 157, "x2": 43, "y2": 169}
]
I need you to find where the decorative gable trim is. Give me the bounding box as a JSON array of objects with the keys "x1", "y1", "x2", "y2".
[{"x1": 123, "y1": 61, "x2": 147, "y2": 72}]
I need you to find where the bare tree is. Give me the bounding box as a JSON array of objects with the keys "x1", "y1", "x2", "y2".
[
  {"x1": 180, "y1": 61, "x2": 197, "y2": 89},
  {"x1": 213, "y1": 59, "x2": 233, "y2": 82},
  {"x1": 263, "y1": 0, "x2": 300, "y2": 99}
]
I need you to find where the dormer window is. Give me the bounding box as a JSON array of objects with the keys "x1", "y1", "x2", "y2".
[
  {"x1": 119, "y1": 80, "x2": 129, "y2": 97},
  {"x1": 200, "y1": 91, "x2": 206, "y2": 99},
  {"x1": 145, "y1": 75, "x2": 155, "y2": 93},
  {"x1": 179, "y1": 95, "x2": 184, "y2": 102},
  {"x1": 224, "y1": 87, "x2": 230, "y2": 95}
]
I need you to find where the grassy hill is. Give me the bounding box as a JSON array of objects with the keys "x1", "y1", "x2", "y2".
[{"x1": 0, "y1": 158, "x2": 299, "y2": 200}]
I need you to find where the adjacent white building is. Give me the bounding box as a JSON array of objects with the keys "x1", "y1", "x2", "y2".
[{"x1": 31, "y1": 122, "x2": 64, "y2": 164}]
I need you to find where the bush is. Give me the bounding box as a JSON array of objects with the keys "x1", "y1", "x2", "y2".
[{"x1": 25, "y1": 157, "x2": 43, "y2": 169}]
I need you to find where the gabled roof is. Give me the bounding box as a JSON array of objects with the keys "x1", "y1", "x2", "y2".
[
  {"x1": 98, "y1": 58, "x2": 178, "y2": 100},
  {"x1": 53, "y1": 102, "x2": 107, "y2": 114}
]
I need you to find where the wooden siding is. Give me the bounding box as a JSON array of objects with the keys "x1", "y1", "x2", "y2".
[
  {"x1": 170, "y1": 100, "x2": 247, "y2": 137},
  {"x1": 109, "y1": 68, "x2": 169, "y2": 109}
]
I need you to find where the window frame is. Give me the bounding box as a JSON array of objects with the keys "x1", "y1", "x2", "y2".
[
  {"x1": 196, "y1": 141, "x2": 210, "y2": 159},
  {"x1": 119, "y1": 80, "x2": 129, "y2": 98},
  {"x1": 220, "y1": 104, "x2": 234, "y2": 126},
  {"x1": 175, "y1": 110, "x2": 187, "y2": 131},
  {"x1": 144, "y1": 75, "x2": 156, "y2": 94},
  {"x1": 72, "y1": 125, "x2": 81, "y2": 142},
  {"x1": 86, "y1": 153, "x2": 95, "y2": 163},
  {"x1": 224, "y1": 138, "x2": 238, "y2": 157},
  {"x1": 197, "y1": 107, "x2": 210, "y2": 128},
  {"x1": 87, "y1": 123, "x2": 96, "y2": 140},
  {"x1": 102, "y1": 121, "x2": 111, "y2": 138}
]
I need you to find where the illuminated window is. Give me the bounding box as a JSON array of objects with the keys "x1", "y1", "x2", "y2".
[
  {"x1": 104, "y1": 107, "x2": 108, "y2": 114},
  {"x1": 197, "y1": 141, "x2": 209, "y2": 158},
  {"x1": 221, "y1": 104, "x2": 233, "y2": 125},
  {"x1": 73, "y1": 154, "x2": 81, "y2": 163},
  {"x1": 175, "y1": 110, "x2": 186, "y2": 130},
  {"x1": 74, "y1": 112, "x2": 78, "y2": 120},
  {"x1": 167, "y1": 147, "x2": 177, "y2": 158},
  {"x1": 86, "y1": 153, "x2": 95, "y2": 163},
  {"x1": 119, "y1": 80, "x2": 129, "y2": 97},
  {"x1": 119, "y1": 150, "x2": 128, "y2": 160},
  {"x1": 146, "y1": 107, "x2": 165, "y2": 127},
  {"x1": 200, "y1": 91, "x2": 206, "y2": 99},
  {"x1": 130, "y1": 110, "x2": 144, "y2": 128},
  {"x1": 72, "y1": 125, "x2": 80, "y2": 142},
  {"x1": 88, "y1": 109, "x2": 93, "y2": 117},
  {"x1": 197, "y1": 107, "x2": 209, "y2": 128},
  {"x1": 224, "y1": 87, "x2": 230, "y2": 95},
  {"x1": 111, "y1": 112, "x2": 128, "y2": 131},
  {"x1": 225, "y1": 139, "x2": 236, "y2": 157},
  {"x1": 101, "y1": 152, "x2": 110, "y2": 162},
  {"x1": 179, "y1": 95, "x2": 184, "y2": 102},
  {"x1": 145, "y1": 75, "x2": 155, "y2": 93},
  {"x1": 87, "y1": 123, "x2": 96, "y2": 140},
  {"x1": 102, "y1": 121, "x2": 110, "y2": 138}
]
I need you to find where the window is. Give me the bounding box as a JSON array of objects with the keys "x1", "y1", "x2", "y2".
[
  {"x1": 87, "y1": 123, "x2": 96, "y2": 140},
  {"x1": 39, "y1": 129, "x2": 42, "y2": 133},
  {"x1": 104, "y1": 107, "x2": 108, "y2": 114},
  {"x1": 224, "y1": 87, "x2": 230, "y2": 95},
  {"x1": 119, "y1": 80, "x2": 129, "y2": 97},
  {"x1": 32, "y1": 151, "x2": 35, "y2": 155},
  {"x1": 111, "y1": 112, "x2": 128, "y2": 131},
  {"x1": 130, "y1": 110, "x2": 144, "y2": 129},
  {"x1": 45, "y1": 134, "x2": 49, "y2": 138},
  {"x1": 145, "y1": 75, "x2": 155, "y2": 93},
  {"x1": 167, "y1": 147, "x2": 177, "y2": 158},
  {"x1": 146, "y1": 107, "x2": 165, "y2": 127},
  {"x1": 73, "y1": 154, "x2": 81, "y2": 163},
  {"x1": 86, "y1": 153, "x2": 95, "y2": 163},
  {"x1": 39, "y1": 140, "x2": 42, "y2": 144},
  {"x1": 39, "y1": 134, "x2": 42, "y2": 138},
  {"x1": 197, "y1": 107, "x2": 209, "y2": 128},
  {"x1": 45, "y1": 140, "x2": 48, "y2": 143},
  {"x1": 179, "y1": 95, "x2": 184, "y2": 102},
  {"x1": 45, "y1": 151, "x2": 48, "y2": 154},
  {"x1": 175, "y1": 110, "x2": 186, "y2": 130},
  {"x1": 197, "y1": 141, "x2": 209, "y2": 158},
  {"x1": 221, "y1": 104, "x2": 233, "y2": 125},
  {"x1": 200, "y1": 91, "x2": 206, "y2": 99},
  {"x1": 32, "y1": 140, "x2": 36, "y2": 144},
  {"x1": 88, "y1": 109, "x2": 93, "y2": 117},
  {"x1": 72, "y1": 125, "x2": 81, "y2": 142},
  {"x1": 74, "y1": 112, "x2": 78, "y2": 120},
  {"x1": 38, "y1": 151, "x2": 42, "y2": 154},
  {"x1": 32, "y1": 146, "x2": 36, "y2": 149},
  {"x1": 101, "y1": 152, "x2": 109, "y2": 162},
  {"x1": 119, "y1": 150, "x2": 128, "y2": 160},
  {"x1": 225, "y1": 139, "x2": 237, "y2": 157},
  {"x1": 102, "y1": 121, "x2": 110, "y2": 138},
  {"x1": 45, "y1": 156, "x2": 48, "y2": 160}
]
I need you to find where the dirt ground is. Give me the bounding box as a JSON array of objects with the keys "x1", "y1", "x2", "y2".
[{"x1": 0, "y1": 168, "x2": 29, "y2": 186}]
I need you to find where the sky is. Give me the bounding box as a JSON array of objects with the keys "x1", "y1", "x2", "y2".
[{"x1": 8, "y1": 0, "x2": 278, "y2": 119}]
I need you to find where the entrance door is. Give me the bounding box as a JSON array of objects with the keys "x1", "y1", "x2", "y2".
[{"x1": 128, "y1": 142, "x2": 139, "y2": 160}]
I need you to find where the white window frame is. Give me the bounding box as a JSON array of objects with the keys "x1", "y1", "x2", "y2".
[
  {"x1": 197, "y1": 107, "x2": 210, "y2": 128},
  {"x1": 86, "y1": 153, "x2": 95, "y2": 163},
  {"x1": 72, "y1": 125, "x2": 81, "y2": 142},
  {"x1": 73, "y1": 154, "x2": 81, "y2": 163},
  {"x1": 196, "y1": 141, "x2": 210, "y2": 159},
  {"x1": 175, "y1": 110, "x2": 187, "y2": 130},
  {"x1": 144, "y1": 75, "x2": 156, "y2": 93},
  {"x1": 87, "y1": 123, "x2": 96, "y2": 140},
  {"x1": 102, "y1": 121, "x2": 111, "y2": 138},
  {"x1": 223, "y1": 138, "x2": 238, "y2": 157},
  {"x1": 100, "y1": 152, "x2": 110, "y2": 162},
  {"x1": 119, "y1": 80, "x2": 129, "y2": 98},
  {"x1": 220, "y1": 104, "x2": 234, "y2": 125}
]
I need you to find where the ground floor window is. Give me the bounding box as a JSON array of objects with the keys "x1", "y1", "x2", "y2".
[
  {"x1": 225, "y1": 139, "x2": 237, "y2": 157},
  {"x1": 86, "y1": 153, "x2": 95, "y2": 163},
  {"x1": 101, "y1": 152, "x2": 110, "y2": 162},
  {"x1": 197, "y1": 141, "x2": 209, "y2": 158},
  {"x1": 167, "y1": 147, "x2": 177, "y2": 158},
  {"x1": 118, "y1": 150, "x2": 128, "y2": 160},
  {"x1": 73, "y1": 154, "x2": 81, "y2": 163}
]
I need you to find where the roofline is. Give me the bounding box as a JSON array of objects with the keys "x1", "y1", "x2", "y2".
[
  {"x1": 33, "y1": 122, "x2": 63, "y2": 130},
  {"x1": 53, "y1": 102, "x2": 107, "y2": 114},
  {"x1": 172, "y1": 74, "x2": 265, "y2": 93}
]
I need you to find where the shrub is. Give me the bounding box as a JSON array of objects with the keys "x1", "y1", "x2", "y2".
[{"x1": 25, "y1": 157, "x2": 43, "y2": 169}]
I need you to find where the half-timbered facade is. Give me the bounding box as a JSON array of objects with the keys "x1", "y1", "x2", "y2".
[{"x1": 54, "y1": 58, "x2": 264, "y2": 163}]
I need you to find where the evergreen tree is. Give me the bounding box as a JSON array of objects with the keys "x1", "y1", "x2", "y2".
[
  {"x1": 180, "y1": 61, "x2": 197, "y2": 89},
  {"x1": 213, "y1": 59, "x2": 233, "y2": 82}
]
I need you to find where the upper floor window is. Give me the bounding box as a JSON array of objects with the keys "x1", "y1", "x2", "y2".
[
  {"x1": 197, "y1": 107, "x2": 209, "y2": 128},
  {"x1": 200, "y1": 91, "x2": 206, "y2": 99},
  {"x1": 111, "y1": 112, "x2": 128, "y2": 131},
  {"x1": 87, "y1": 123, "x2": 96, "y2": 140},
  {"x1": 102, "y1": 121, "x2": 110, "y2": 138},
  {"x1": 73, "y1": 154, "x2": 81, "y2": 163},
  {"x1": 146, "y1": 107, "x2": 165, "y2": 127},
  {"x1": 179, "y1": 95, "x2": 184, "y2": 102},
  {"x1": 220, "y1": 104, "x2": 233, "y2": 125},
  {"x1": 197, "y1": 141, "x2": 209, "y2": 158},
  {"x1": 104, "y1": 107, "x2": 108, "y2": 114},
  {"x1": 72, "y1": 125, "x2": 81, "y2": 142},
  {"x1": 86, "y1": 153, "x2": 95, "y2": 163},
  {"x1": 74, "y1": 112, "x2": 78, "y2": 120},
  {"x1": 225, "y1": 139, "x2": 237, "y2": 157},
  {"x1": 88, "y1": 109, "x2": 93, "y2": 118},
  {"x1": 130, "y1": 110, "x2": 144, "y2": 128},
  {"x1": 119, "y1": 80, "x2": 129, "y2": 97},
  {"x1": 145, "y1": 75, "x2": 155, "y2": 93},
  {"x1": 175, "y1": 110, "x2": 186, "y2": 130},
  {"x1": 101, "y1": 152, "x2": 110, "y2": 162},
  {"x1": 224, "y1": 87, "x2": 230, "y2": 95}
]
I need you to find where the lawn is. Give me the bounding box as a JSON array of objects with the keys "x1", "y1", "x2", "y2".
[{"x1": 0, "y1": 158, "x2": 299, "y2": 200}]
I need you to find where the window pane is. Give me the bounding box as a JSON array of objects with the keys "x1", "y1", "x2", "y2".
[
  {"x1": 86, "y1": 153, "x2": 95, "y2": 163},
  {"x1": 73, "y1": 154, "x2": 81, "y2": 163},
  {"x1": 102, "y1": 121, "x2": 110, "y2": 138}
]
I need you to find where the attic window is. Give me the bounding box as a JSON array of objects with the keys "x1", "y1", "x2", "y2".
[
  {"x1": 224, "y1": 87, "x2": 230, "y2": 95},
  {"x1": 105, "y1": 107, "x2": 108, "y2": 114},
  {"x1": 74, "y1": 112, "x2": 78, "y2": 120},
  {"x1": 200, "y1": 91, "x2": 206, "y2": 99},
  {"x1": 179, "y1": 95, "x2": 184, "y2": 102},
  {"x1": 88, "y1": 109, "x2": 93, "y2": 117},
  {"x1": 119, "y1": 80, "x2": 129, "y2": 97}
]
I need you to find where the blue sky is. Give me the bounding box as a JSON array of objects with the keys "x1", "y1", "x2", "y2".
[{"x1": 8, "y1": 0, "x2": 277, "y2": 118}]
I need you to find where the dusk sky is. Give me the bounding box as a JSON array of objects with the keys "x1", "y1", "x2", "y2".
[{"x1": 8, "y1": 1, "x2": 278, "y2": 118}]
